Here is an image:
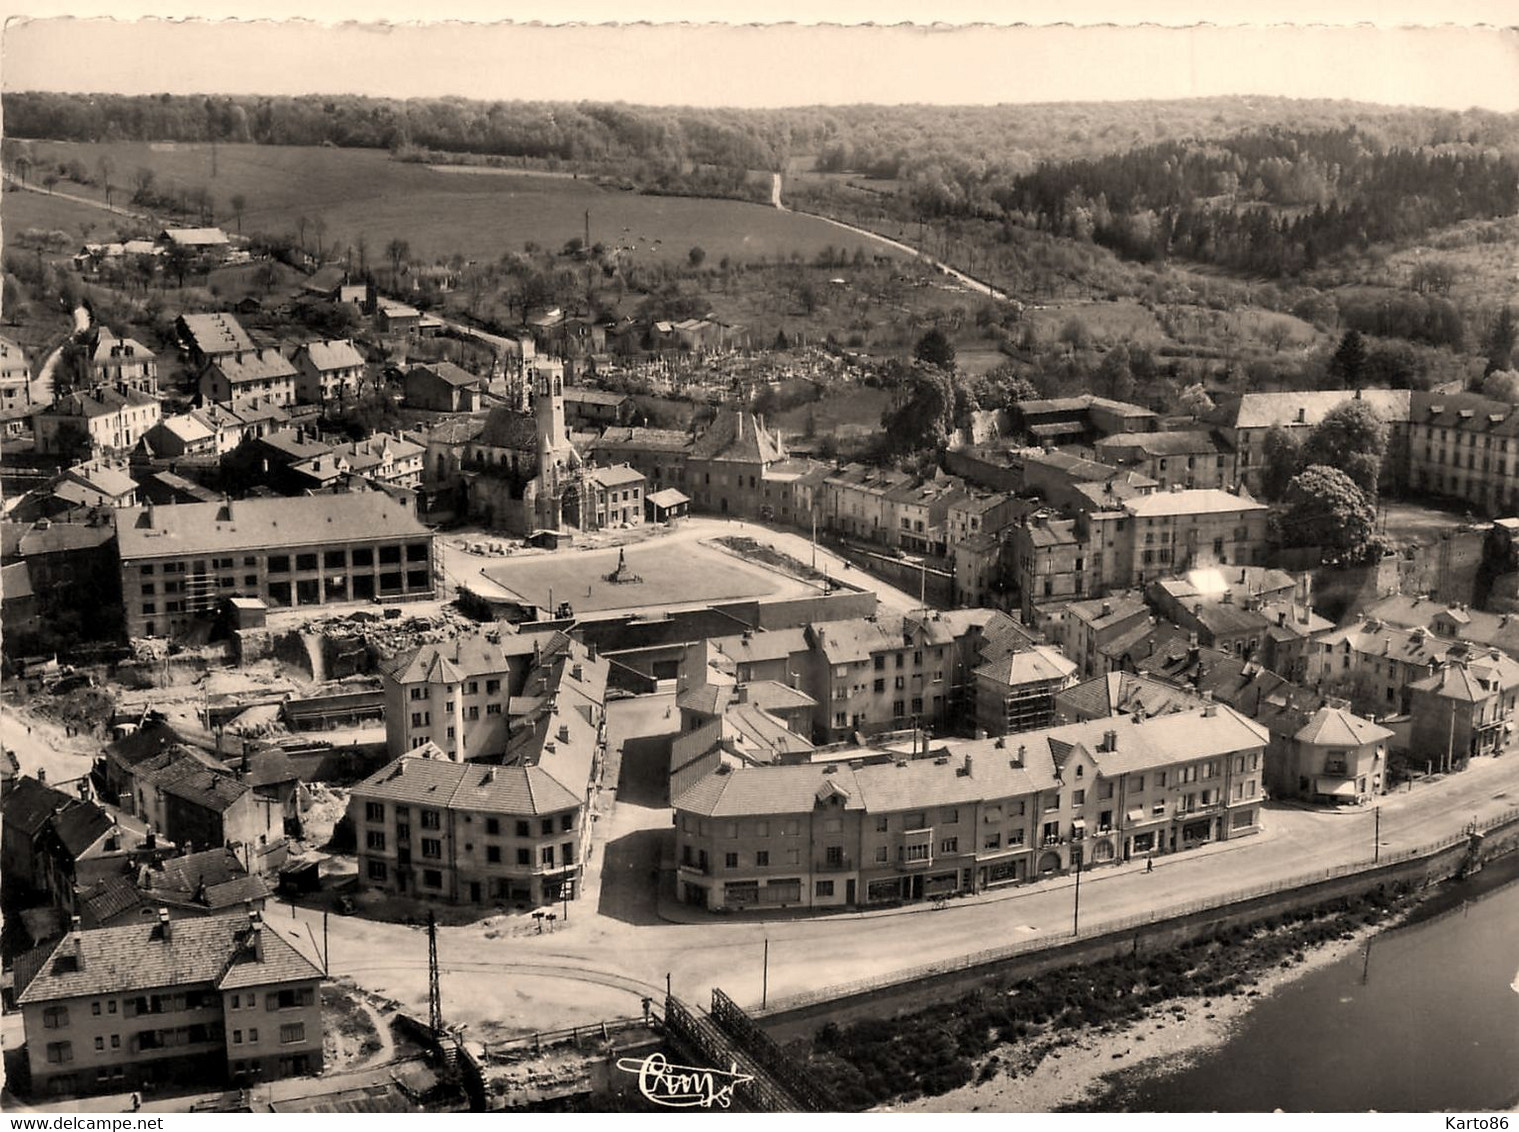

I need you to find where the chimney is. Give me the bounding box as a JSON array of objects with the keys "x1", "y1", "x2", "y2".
[
  {"x1": 962, "y1": 753, "x2": 973, "y2": 778},
  {"x1": 1278, "y1": 610, "x2": 1288, "y2": 627},
  {"x1": 735, "y1": 683, "x2": 749, "y2": 704},
  {"x1": 248, "y1": 908, "x2": 264, "y2": 962},
  {"x1": 158, "y1": 907, "x2": 172, "y2": 942},
  {"x1": 1103, "y1": 728, "x2": 1118, "y2": 752},
  {"x1": 572, "y1": 663, "x2": 584, "y2": 681},
  {"x1": 36, "y1": 767, "x2": 46, "y2": 784},
  {"x1": 558, "y1": 723, "x2": 571, "y2": 744},
  {"x1": 1015, "y1": 744, "x2": 1026, "y2": 767},
  {"x1": 1296, "y1": 407, "x2": 1306, "y2": 423}
]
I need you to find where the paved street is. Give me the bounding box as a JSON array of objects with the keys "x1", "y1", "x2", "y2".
[{"x1": 262, "y1": 697, "x2": 1519, "y2": 1040}]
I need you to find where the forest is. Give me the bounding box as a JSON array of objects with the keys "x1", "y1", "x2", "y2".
[{"x1": 993, "y1": 128, "x2": 1519, "y2": 278}]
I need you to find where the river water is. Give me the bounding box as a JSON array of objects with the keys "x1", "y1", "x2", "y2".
[{"x1": 1111, "y1": 860, "x2": 1519, "y2": 1112}]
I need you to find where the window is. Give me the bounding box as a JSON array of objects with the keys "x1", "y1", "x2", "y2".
[
  {"x1": 875, "y1": 816, "x2": 889, "y2": 832},
  {"x1": 894, "y1": 675, "x2": 905, "y2": 690},
  {"x1": 1072, "y1": 789, "x2": 1085, "y2": 806},
  {"x1": 487, "y1": 703, "x2": 502, "y2": 716},
  {"x1": 983, "y1": 832, "x2": 1002, "y2": 850},
  {"x1": 541, "y1": 846, "x2": 555, "y2": 866},
  {"x1": 280, "y1": 1023, "x2": 306, "y2": 1045},
  {"x1": 485, "y1": 818, "x2": 500, "y2": 836},
  {"x1": 421, "y1": 810, "x2": 441, "y2": 830},
  {"x1": 487, "y1": 846, "x2": 501, "y2": 863},
  {"x1": 756, "y1": 851, "x2": 769, "y2": 866},
  {"x1": 1044, "y1": 794, "x2": 1060, "y2": 812},
  {"x1": 541, "y1": 818, "x2": 554, "y2": 836},
  {"x1": 904, "y1": 811, "x2": 926, "y2": 829},
  {"x1": 874, "y1": 678, "x2": 886, "y2": 693},
  {"x1": 517, "y1": 848, "x2": 531, "y2": 865},
  {"x1": 45, "y1": 1041, "x2": 73, "y2": 1064},
  {"x1": 940, "y1": 837, "x2": 958, "y2": 853},
  {"x1": 725, "y1": 852, "x2": 739, "y2": 869},
  {"x1": 409, "y1": 687, "x2": 426, "y2": 701},
  {"x1": 366, "y1": 830, "x2": 386, "y2": 851},
  {"x1": 42, "y1": 1006, "x2": 69, "y2": 1029},
  {"x1": 365, "y1": 802, "x2": 385, "y2": 822},
  {"x1": 875, "y1": 846, "x2": 889, "y2": 862},
  {"x1": 904, "y1": 843, "x2": 930, "y2": 861},
  {"x1": 560, "y1": 814, "x2": 574, "y2": 832},
  {"x1": 91, "y1": 1001, "x2": 101, "y2": 1016},
  {"x1": 232, "y1": 1030, "x2": 243, "y2": 1045},
  {"x1": 516, "y1": 820, "x2": 530, "y2": 838},
  {"x1": 367, "y1": 860, "x2": 388, "y2": 881},
  {"x1": 943, "y1": 807, "x2": 959, "y2": 824},
  {"x1": 422, "y1": 869, "x2": 443, "y2": 888},
  {"x1": 816, "y1": 880, "x2": 835, "y2": 897},
  {"x1": 421, "y1": 838, "x2": 442, "y2": 859},
  {"x1": 94, "y1": 1036, "x2": 104, "y2": 1051}
]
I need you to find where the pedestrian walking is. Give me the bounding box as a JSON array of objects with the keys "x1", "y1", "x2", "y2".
[{"x1": 1146, "y1": 856, "x2": 1154, "y2": 874}]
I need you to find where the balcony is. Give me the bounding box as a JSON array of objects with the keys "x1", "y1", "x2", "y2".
[
  {"x1": 678, "y1": 860, "x2": 711, "y2": 876},
  {"x1": 814, "y1": 855, "x2": 855, "y2": 873}
]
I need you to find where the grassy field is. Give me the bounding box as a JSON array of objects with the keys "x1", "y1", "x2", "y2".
[
  {"x1": 481, "y1": 539, "x2": 787, "y2": 614},
  {"x1": 2, "y1": 185, "x2": 118, "y2": 240},
  {"x1": 9, "y1": 142, "x2": 902, "y2": 268},
  {"x1": 773, "y1": 385, "x2": 893, "y2": 439}
]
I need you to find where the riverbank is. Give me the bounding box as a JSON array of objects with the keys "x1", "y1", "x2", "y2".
[
  {"x1": 893, "y1": 918, "x2": 1386, "y2": 1113},
  {"x1": 784, "y1": 886, "x2": 1422, "y2": 1113}
]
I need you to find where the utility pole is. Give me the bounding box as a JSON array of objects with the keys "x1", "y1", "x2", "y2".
[
  {"x1": 1071, "y1": 856, "x2": 1082, "y2": 937},
  {"x1": 322, "y1": 911, "x2": 329, "y2": 975},
  {"x1": 1373, "y1": 806, "x2": 1381, "y2": 864},
  {"x1": 427, "y1": 910, "x2": 442, "y2": 1039},
  {"x1": 762, "y1": 938, "x2": 770, "y2": 1009}
]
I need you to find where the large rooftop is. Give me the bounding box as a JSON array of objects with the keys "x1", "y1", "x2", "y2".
[{"x1": 116, "y1": 495, "x2": 431, "y2": 560}]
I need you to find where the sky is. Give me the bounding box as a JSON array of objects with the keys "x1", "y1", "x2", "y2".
[{"x1": 1, "y1": 5, "x2": 1517, "y2": 110}]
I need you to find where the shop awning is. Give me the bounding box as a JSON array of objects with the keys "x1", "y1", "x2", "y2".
[
  {"x1": 1126, "y1": 808, "x2": 1145, "y2": 823},
  {"x1": 1316, "y1": 778, "x2": 1358, "y2": 798}
]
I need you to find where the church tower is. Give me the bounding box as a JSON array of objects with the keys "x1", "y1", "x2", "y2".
[{"x1": 532, "y1": 361, "x2": 579, "y2": 531}]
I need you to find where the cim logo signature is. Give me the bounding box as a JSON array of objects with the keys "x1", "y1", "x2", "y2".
[{"x1": 614, "y1": 1052, "x2": 755, "y2": 1109}]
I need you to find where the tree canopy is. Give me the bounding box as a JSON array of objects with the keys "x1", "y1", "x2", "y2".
[
  {"x1": 1281, "y1": 465, "x2": 1377, "y2": 556},
  {"x1": 914, "y1": 327, "x2": 956, "y2": 370},
  {"x1": 881, "y1": 363, "x2": 957, "y2": 454},
  {"x1": 1300, "y1": 398, "x2": 1387, "y2": 495}
]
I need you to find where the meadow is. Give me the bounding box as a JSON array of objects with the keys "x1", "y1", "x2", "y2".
[{"x1": 10, "y1": 141, "x2": 903, "y2": 268}]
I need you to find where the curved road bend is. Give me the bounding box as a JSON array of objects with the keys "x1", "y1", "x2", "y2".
[{"x1": 770, "y1": 171, "x2": 1008, "y2": 302}]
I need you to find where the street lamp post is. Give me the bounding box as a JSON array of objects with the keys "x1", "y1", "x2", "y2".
[{"x1": 1373, "y1": 806, "x2": 1381, "y2": 864}]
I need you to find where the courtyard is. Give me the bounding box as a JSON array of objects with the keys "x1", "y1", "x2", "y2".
[{"x1": 479, "y1": 536, "x2": 815, "y2": 615}]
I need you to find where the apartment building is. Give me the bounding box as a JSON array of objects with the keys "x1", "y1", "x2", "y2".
[
  {"x1": 291, "y1": 338, "x2": 367, "y2": 405},
  {"x1": 175, "y1": 312, "x2": 255, "y2": 369},
  {"x1": 973, "y1": 642, "x2": 1078, "y2": 736},
  {"x1": 1407, "y1": 648, "x2": 1519, "y2": 770},
  {"x1": 83, "y1": 329, "x2": 159, "y2": 394},
  {"x1": 354, "y1": 638, "x2": 607, "y2": 905},
  {"x1": 1265, "y1": 705, "x2": 1392, "y2": 806},
  {"x1": 33, "y1": 386, "x2": 162, "y2": 459},
  {"x1": 1093, "y1": 430, "x2": 1235, "y2": 491},
  {"x1": 673, "y1": 704, "x2": 1267, "y2": 911},
  {"x1": 587, "y1": 464, "x2": 646, "y2": 528},
  {"x1": 803, "y1": 610, "x2": 1025, "y2": 742},
  {"x1": 116, "y1": 495, "x2": 436, "y2": 639},
  {"x1": 198, "y1": 348, "x2": 299, "y2": 408},
  {"x1": 0, "y1": 334, "x2": 32, "y2": 429},
  {"x1": 381, "y1": 630, "x2": 551, "y2": 760},
  {"x1": 1215, "y1": 389, "x2": 1412, "y2": 497},
  {"x1": 16, "y1": 910, "x2": 323, "y2": 1098},
  {"x1": 1306, "y1": 618, "x2": 1465, "y2": 716}
]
